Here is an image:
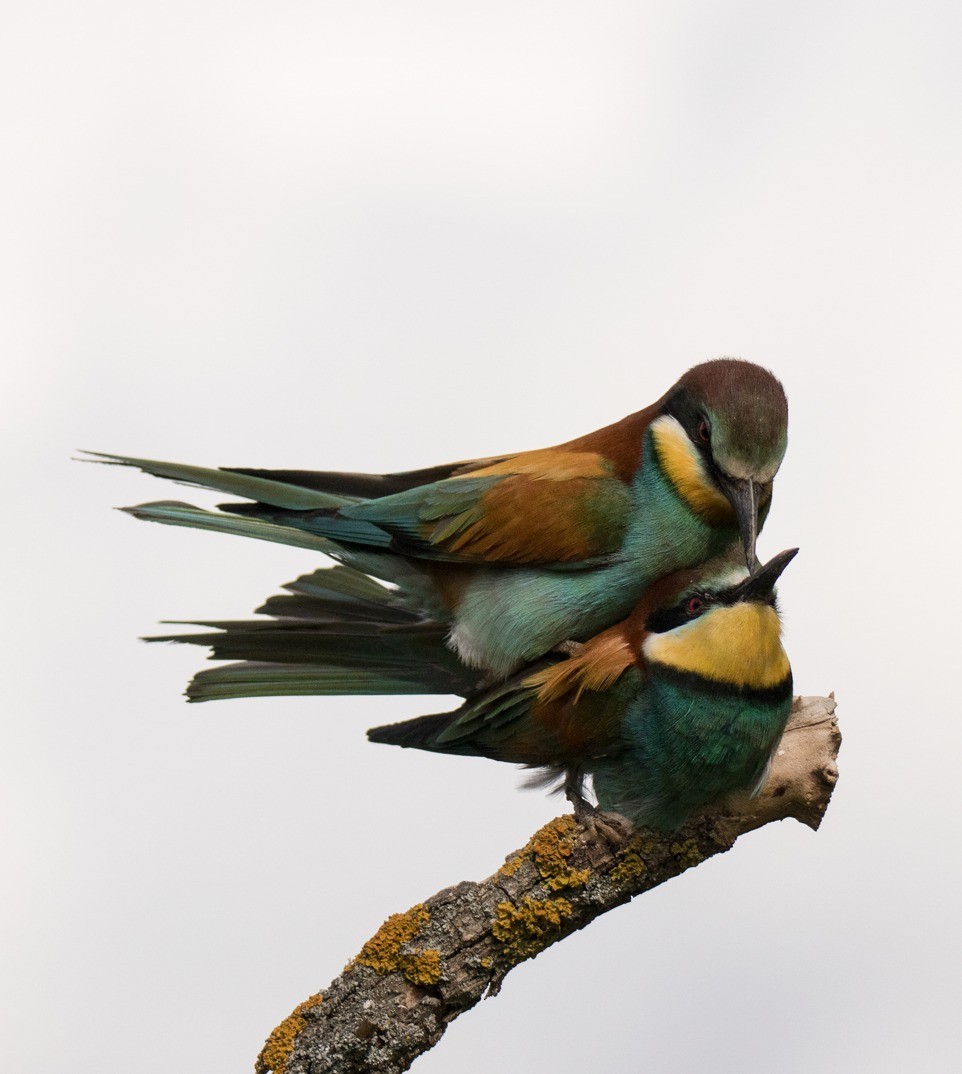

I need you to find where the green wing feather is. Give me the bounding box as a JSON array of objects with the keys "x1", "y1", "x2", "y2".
[{"x1": 367, "y1": 660, "x2": 634, "y2": 766}]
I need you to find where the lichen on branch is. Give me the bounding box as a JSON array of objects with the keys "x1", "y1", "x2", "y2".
[{"x1": 257, "y1": 695, "x2": 840, "y2": 1074}]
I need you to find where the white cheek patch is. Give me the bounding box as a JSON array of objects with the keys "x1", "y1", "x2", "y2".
[
  {"x1": 650, "y1": 415, "x2": 710, "y2": 475},
  {"x1": 689, "y1": 567, "x2": 747, "y2": 595}
]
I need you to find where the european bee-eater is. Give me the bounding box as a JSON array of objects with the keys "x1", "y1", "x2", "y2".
[
  {"x1": 151, "y1": 547, "x2": 796, "y2": 832},
  {"x1": 369, "y1": 548, "x2": 797, "y2": 832},
  {"x1": 93, "y1": 357, "x2": 788, "y2": 676}
]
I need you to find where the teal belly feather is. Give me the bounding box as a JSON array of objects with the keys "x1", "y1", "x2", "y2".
[
  {"x1": 592, "y1": 670, "x2": 793, "y2": 831},
  {"x1": 450, "y1": 438, "x2": 738, "y2": 674}
]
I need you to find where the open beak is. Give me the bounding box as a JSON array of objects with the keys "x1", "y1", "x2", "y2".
[
  {"x1": 729, "y1": 547, "x2": 799, "y2": 603},
  {"x1": 720, "y1": 476, "x2": 762, "y2": 570}
]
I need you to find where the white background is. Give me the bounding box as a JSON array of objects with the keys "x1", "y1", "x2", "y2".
[{"x1": 4, "y1": 2, "x2": 961, "y2": 1071}]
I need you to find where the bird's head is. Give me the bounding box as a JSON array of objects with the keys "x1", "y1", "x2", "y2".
[
  {"x1": 640, "y1": 547, "x2": 797, "y2": 695},
  {"x1": 651, "y1": 358, "x2": 789, "y2": 569}
]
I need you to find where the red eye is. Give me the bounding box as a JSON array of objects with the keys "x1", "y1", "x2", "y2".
[
  {"x1": 686, "y1": 596, "x2": 704, "y2": 615},
  {"x1": 697, "y1": 419, "x2": 711, "y2": 443}
]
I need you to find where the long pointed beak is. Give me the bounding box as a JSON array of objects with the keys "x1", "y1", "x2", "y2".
[
  {"x1": 729, "y1": 547, "x2": 799, "y2": 603},
  {"x1": 721, "y1": 476, "x2": 761, "y2": 570}
]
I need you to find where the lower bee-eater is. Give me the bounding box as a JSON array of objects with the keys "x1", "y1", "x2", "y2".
[
  {"x1": 368, "y1": 548, "x2": 797, "y2": 831},
  {"x1": 152, "y1": 548, "x2": 797, "y2": 833}
]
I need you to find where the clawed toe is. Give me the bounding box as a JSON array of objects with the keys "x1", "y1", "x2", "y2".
[
  {"x1": 572, "y1": 802, "x2": 633, "y2": 848},
  {"x1": 590, "y1": 811, "x2": 634, "y2": 847},
  {"x1": 553, "y1": 639, "x2": 585, "y2": 657}
]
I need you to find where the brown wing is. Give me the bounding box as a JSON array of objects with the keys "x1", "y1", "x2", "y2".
[{"x1": 341, "y1": 431, "x2": 648, "y2": 566}]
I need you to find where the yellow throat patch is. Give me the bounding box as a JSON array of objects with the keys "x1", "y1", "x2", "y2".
[
  {"x1": 642, "y1": 602, "x2": 790, "y2": 689},
  {"x1": 650, "y1": 415, "x2": 734, "y2": 524}
]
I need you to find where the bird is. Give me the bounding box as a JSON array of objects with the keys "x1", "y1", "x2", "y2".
[
  {"x1": 368, "y1": 547, "x2": 798, "y2": 832},
  {"x1": 89, "y1": 357, "x2": 788, "y2": 678},
  {"x1": 149, "y1": 545, "x2": 796, "y2": 832}
]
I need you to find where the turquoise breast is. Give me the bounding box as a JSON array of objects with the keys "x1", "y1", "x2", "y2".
[
  {"x1": 449, "y1": 430, "x2": 740, "y2": 675},
  {"x1": 591, "y1": 670, "x2": 793, "y2": 831}
]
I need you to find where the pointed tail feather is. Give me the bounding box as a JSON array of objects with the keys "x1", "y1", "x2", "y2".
[
  {"x1": 148, "y1": 551, "x2": 481, "y2": 700},
  {"x1": 251, "y1": 564, "x2": 419, "y2": 624},
  {"x1": 121, "y1": 501, "x2": 348, "y2": 555},
  {"x1": 90, "y1": 452, "x2": 471, "y2": 700},
  {"x1": 186, "y1": 662, "x2": 459, "y2": 702},
  {"x1": 275, "y1": 563, "x2": 400, "y2": 604},
  {"x1": 92, "y1": 449, "x2": 484, "y2": 563},
  {"x1": 82, "y1": 451, "x2": 359, "y2": 510},
  {"x1": 150, "y1": 620, "x2": 468, "y2": 684},
  {"x1": 367, "y1": 710, "x2": 465, "y2": 750},
  {"x1": 174, "y1": 619, "x2": 481, "y2": 700},
  {"x1": 119, "y1": 502, "x2": 445, "y2": 610}
]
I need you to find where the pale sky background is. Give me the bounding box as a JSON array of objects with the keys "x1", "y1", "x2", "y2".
[{"x1": 3, "y1": 2, "x2": 962, "y2": 1071}]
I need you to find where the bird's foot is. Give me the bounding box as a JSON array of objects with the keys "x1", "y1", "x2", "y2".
[
  {"x1": 553, "y1": 639, "x2": 585, "y2": 658},
  {"x1": 575, "y1": 805, "x2": 634, "y2": 848},
  {"x1": 566, "y1": 788, "x2": 633, "y2": 848}
]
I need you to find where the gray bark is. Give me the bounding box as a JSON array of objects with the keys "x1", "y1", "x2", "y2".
[{"x1": 257, "y1": 695, "x2": 840, "y2": 1074}]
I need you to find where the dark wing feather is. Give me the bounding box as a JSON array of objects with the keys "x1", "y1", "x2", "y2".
[
  {"x1": 223, "y1": 457, "x2": 506, "y2": 499},
  {"x1": 367, "y1": 650, "x2": 638, "y2": 766}
]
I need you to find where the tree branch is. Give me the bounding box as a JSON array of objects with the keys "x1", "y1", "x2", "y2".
[{"x1": 257, "y1": 694, "x2": 840, "y2": 1074}]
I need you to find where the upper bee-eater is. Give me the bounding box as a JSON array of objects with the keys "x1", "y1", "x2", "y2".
[{"x1": 92, "y1": 357, "x2": 788, "y2": 676}]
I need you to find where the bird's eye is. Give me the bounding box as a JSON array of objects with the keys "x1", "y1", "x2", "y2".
[
  {"x1": 686, "y1": 595, "x2": 704, "y2": 615},
  {"x1": 697, "y1": 419, "x2": 711, "y2": 443}
]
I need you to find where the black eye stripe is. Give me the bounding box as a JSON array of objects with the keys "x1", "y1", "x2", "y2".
[
  {"x1": 648, "y1": 591, "x2": 714, "y2": 633},
  {"x1": 662, "y1": 388, "x2": 719, "y2": 473}
]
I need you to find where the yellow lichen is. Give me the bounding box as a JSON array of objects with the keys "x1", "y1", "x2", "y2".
[
  {"x1": 351, "y1": 903, "x2": 430, "y2": 974},
  {"x1": 500, "y1": 852, "x2": 524, "y2": 877},
  {"x1": 610, "y1": 833, "x2": 655, "y2": 884},
  {"x1": 256, "y1": 992, "x2": 323, "y2": 1074},
  {"x1": 498, "y1": 816, "x2": 589, "y2": 891},
  {"x1": 492, "y1": 896, "x2": 573, "y2": 964},
  {"x1": 398, "y1": 947, "x2": 442, "y2": 986},
  {"x1": 670, "y1": 838, "x2": 704, "y2": 868},
  {"x1": 349, "y1": 903, "x2": 441, "y2": 985},
  {"x1": 610, "y1": 850, "x2": 647, "y2": 883}
]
